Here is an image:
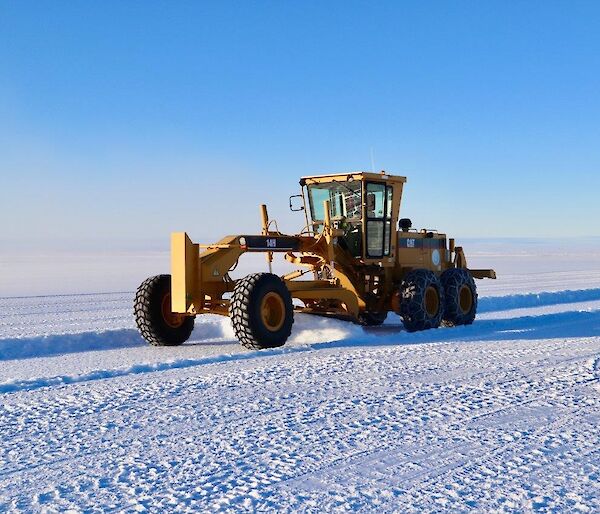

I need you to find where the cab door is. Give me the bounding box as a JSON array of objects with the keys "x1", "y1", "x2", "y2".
[{"x1": 364, "y1": 182, "x2": 393, "y2": 260}]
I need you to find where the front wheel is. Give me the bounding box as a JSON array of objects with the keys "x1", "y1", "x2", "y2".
[
  {"x1": 134, "y1": 274, "x2": 195, "y2": 346},
  {"x1": 230, "y1": 273, "x2": 294, "y2": 350}
]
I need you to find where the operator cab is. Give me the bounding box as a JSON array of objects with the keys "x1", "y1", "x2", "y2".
[
  {"x1": 298, "y1": 172, "x2": 406, "y2": 261},
  {"x1": 307, "y1": 179, "x2": 362, "y2": 256}
]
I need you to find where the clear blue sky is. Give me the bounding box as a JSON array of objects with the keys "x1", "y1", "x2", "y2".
[{"x1": 1, "y1": 1, "x2": 599, "y2": 251}]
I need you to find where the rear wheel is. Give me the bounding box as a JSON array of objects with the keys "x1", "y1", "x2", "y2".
[
  {"x1": 134, "y1": 274, "x2": 195, "y2": 346},
  {"x1": 230, "y1": 273, "x2": 294, "y2": 350},
  {"x1": 441, "y1": 268, "x2": 477, "y2": 326},
  {"x1": 398, "y1": 269, "x2": 444, "y2": 332}
]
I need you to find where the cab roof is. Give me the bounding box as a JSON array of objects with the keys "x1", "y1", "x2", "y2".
[{"x1": 299, "y1": 171, "x2": 407, "y2": 186}]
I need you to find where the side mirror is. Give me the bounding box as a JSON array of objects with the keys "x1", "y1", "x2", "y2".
[{"x1": 289, "y1": 194, "x2": 305, "y2": 212}]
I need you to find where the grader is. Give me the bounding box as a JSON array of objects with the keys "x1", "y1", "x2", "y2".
[{"x1": 134, "y1": 171, "x2": 496, "y2": 349}]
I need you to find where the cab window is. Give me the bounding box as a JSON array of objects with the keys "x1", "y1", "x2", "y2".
[
  {"x1": 307, "y1": 180, "x2": 362, "y2": 257},
  {"x1": 307, "y1": 181, "x2": 362, "y2": 224}
]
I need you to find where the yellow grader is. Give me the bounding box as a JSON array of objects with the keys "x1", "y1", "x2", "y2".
[{"x1": 134, "y1": 171, "x2": 496, "y2": 349}]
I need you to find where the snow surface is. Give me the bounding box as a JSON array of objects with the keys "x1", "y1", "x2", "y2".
[{"x1": 1, "y1": 243, "x2": 599, "y2": 512}]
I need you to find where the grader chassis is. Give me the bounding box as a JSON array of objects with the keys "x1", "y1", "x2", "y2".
[{"x1": 134, "y1": 171, "x2": 496, "y2": 349}]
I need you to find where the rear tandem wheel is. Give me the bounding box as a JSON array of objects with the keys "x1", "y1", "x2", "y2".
[
  {"x1": 398, "y1": 269, "x2": 445, "y2": 332},
  {"x1": 440, "y1": 268, "x2": 478, "y2": 326}
]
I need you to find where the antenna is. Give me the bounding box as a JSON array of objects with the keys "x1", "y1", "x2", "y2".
[{"x1": 370, "y1": 147, "x2": 375, "y2": 173}]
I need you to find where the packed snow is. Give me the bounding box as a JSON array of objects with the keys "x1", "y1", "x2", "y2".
[{"x1": 1, "y1": 240, "x2": 599, "y2": 512}]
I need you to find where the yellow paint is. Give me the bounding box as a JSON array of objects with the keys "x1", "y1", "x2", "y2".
[{"x1": 167, "y1": 171, "x2": 495, "y2": 321}]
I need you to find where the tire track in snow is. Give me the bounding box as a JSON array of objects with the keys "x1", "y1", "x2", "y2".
[
  {"x1": 1, "y1": 287, "x2": 600, "y2": 393},
  {"x1": 393, "y1": 401, "x2": 600, "y2": 511},
  {"x1": 0, "y1": 346, "x2": 313, "y2": 393},
  {"x1": 276, "y1": 350, "x2": 599, "y2": 494},
  {"x1": 2, "y1": 308, "x2": 600, "y2": 394},
  {"x1": 270, "y1": 352, "x2": 600, "y2": 512},
  {"x1": 1, "y1": 339, "x2": 598, "y2": 512}
]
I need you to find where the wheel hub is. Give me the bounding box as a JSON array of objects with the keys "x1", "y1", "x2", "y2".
[
  {"x1": 161, "y1": 293, "x2": 186, "y2": 329},
  {"x1": 424, "y1": 286, "x2": 439, "y2": 317},
  {"x1": 261, "y1": 292, "x2": 286, "y2": 332},
  {"x1": 459, "y1": 284, "x2": 473, "y2": 314}
]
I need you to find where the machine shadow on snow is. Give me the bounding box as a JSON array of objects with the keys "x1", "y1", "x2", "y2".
[
  {"x1": 359, "y1": 310, "x2": 600, "y2": 346},
  {"x1": 2, "y1": 304, "x2": 599, "y2": 362},
  {"x1": 185, "y1": 339, "x2": 240, "y2": 348}
]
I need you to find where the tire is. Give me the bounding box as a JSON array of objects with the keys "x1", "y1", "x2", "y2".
[
  {"x1": 440, "y1": 268, "x2": 477, "y2": 326},
  {"x1": 134, "y1": 274, "x2": 195, "y2": 346},
  {"x1": 230, "y1": 273, "x2": 294, "y2": 350},
  {"x1": 398, "y1": 269, "x2": 444, "y2": 332},
  {"x1": 358, "y1": 311, "x2": 388, "y2": 326}
]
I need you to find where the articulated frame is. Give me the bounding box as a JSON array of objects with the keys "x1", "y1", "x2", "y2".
[{"x1": 170, "y1": 171, "x2": 496, "y2": 321}]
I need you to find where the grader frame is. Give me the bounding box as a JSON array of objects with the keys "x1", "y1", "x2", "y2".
[{"x1": 134, "y1": 171, "x2": 496, "y2": 349}]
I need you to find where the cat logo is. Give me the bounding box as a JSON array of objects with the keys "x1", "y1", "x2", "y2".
[{"x1": 266, "y1": 238, "x2": 277, "y2": 248}]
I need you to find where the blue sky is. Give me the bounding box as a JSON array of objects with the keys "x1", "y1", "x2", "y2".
[{"x1": 1, "y1": 1, "x2": 599, "y2": 251}]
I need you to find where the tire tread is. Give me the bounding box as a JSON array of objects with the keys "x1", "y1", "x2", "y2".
[
  {"x1": 399, "y1": 269, "x2": 444, "y2": 332},
  {"x1": 133, "y1": 274, "x2": 194, "y2": 346},
  {"x1": 230, "y1": 273, "x2": 294, "y2": 350},
  {"x1": 440, "y1": 268, "x2": 478, "y2": 326}
]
